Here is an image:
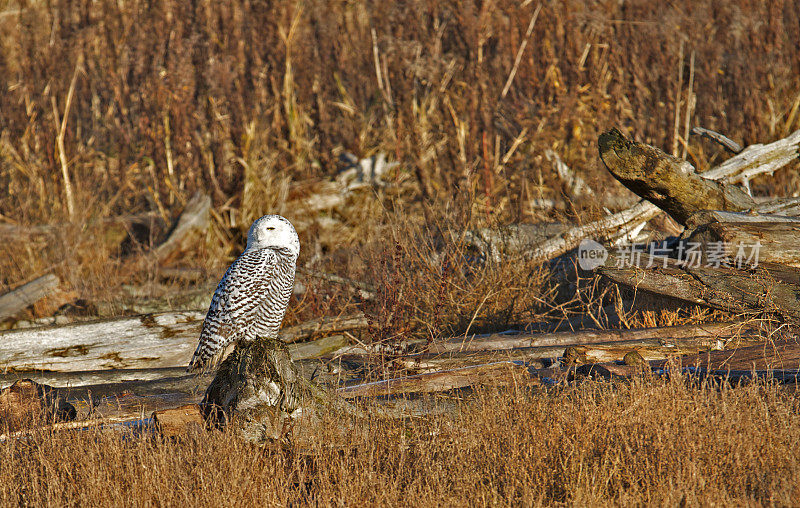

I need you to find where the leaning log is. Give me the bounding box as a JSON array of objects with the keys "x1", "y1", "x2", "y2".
[
  {"x1": 598, "y1": 128, "x2": 755, "y2": 225},
  {"x1": 153, "y1": 192, "x2": 212, "y2": 264},
  {"x1": 516, "y1": 128, "x2": 800, "y2": 264},
  {"x1": 0, "y1": 274, "x2": 60, "y2": 322}
]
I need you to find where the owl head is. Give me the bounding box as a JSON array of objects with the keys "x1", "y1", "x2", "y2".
[{"x1": 245, "y1": 215, "x2": 300, "y2": 257}]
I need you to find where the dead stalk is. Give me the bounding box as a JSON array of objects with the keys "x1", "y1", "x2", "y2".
[
  {"x1": 51, "y1": 56, "x2": 82, "y2": 221},
  {"x1": 500, "y1": 4, "x2": 542, "y2": 99}
]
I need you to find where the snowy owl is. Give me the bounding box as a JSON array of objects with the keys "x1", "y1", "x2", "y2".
[{"x1": 188, "y1": 215, "x2": 300, "y2": 371}]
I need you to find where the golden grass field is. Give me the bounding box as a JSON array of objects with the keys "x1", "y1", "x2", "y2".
[
  {"x1": 3, "y1": 377, "x2": 800, "y2": 505},
  {"x1": 1, "y1": 0, "x2": 800, "y2": 504}
]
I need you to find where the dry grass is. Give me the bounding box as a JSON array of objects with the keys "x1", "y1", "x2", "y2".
[
  {"x1": 2, "y1": 2, "x2": 800, "y2": 503},
  {"x1": 2, "y1": 376, "x2": 800, "y2": 505},
  {"x1": 1, "y1": 0, "x2": 799, "y2": 310}
]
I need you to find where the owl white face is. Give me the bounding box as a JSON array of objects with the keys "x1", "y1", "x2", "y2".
[{"x1": 245, "y1": 215, "x2": 300, "y2": 257}]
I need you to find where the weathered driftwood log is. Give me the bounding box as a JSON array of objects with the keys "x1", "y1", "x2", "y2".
[
  {"x1": 0, "y1": 274, "x2": 60, "y2": 322},
  {"x1": 153, "y1": 192, "x2": 212, "y2": 264},
  {"x1": 506, "y1": 128, "x2": 800, "y2": 264},
  {"x1": 593, "y1": 128, "x2": 800, "y2": 322},
  {"x1": 392, "y1": 334, "x2": 761, "y2": 373},
  {"x1": 656, "y1": 338, "x2": 800, "y2": 373},
  {"x1": 598, "y1": 128, "x2": 755, "y2": 225},
  {"x1": 423, "y1": 321, "x2": 749, "y2": 354},
  {"x1": 599, "y1": 253, "x2": 800, "y2": 320},
  {"x1": 0, "y1": 311, "x2": 363, "y2": 372},
  {"x1": 685, "y1": 221, "x2": 800, "y2": 268},
  {"x1": 338, "y1": 362, "x2": 531, "y2": 399},
  {"x1": 701, "y1": 128, "x2": 800, "y2": 186}
]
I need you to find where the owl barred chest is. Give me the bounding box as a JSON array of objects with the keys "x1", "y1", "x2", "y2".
[
  {"x1": 247, "y1": 249, "x2": 296, "y2": 342},
  {"x1": 188, "y1": 215, "x2": 300, "y2": 371}
]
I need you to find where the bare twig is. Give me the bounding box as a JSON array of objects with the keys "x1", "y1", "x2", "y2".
[{"x1": 691, "y1": 126, "x2": 743, "y2": 154}]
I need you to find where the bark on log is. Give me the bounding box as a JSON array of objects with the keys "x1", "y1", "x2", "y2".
[
  {"x1": 391, "y1": 334, "x2": 761, "y2": 373},
  {"x1": 598, "y1": 253, "x2": 800, "y2": 320},
  {"x1": 656, "y1": 338, "x2": 800, "y2": 372},
  {"x1": 0, "y1": 274, "x2": 60, "y2": 322},
  {"x1": 598, "y1": 128, "x2": 755, "y2": 225},
  {"x1": 685, "y1": 221, "x2": 800, "y2": 268}
]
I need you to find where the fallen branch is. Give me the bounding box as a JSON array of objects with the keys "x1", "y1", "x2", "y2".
[
  {"x1": 424, "y1": 321, "x2": 748, "y2": 354},
  {"x1": 701, "y1": 128, "x2": 800, "y2": 185},
  {"x1": 338, "y1": 362, "x2": 530, "y2": 398},
  {"x1": 691, "y1": 126, "x2": 742, "y2": 154},
  {"x1": 0, "y1": 274, "x2": 60, "y2": 322}
]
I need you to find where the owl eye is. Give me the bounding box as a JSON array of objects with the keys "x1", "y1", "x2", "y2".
[{"x1": 266, "y1": 227, "x2": 275, "y2": 231}]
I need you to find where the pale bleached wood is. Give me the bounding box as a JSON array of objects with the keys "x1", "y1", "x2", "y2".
[
  {"x1": 424, "y1": 321, "x2": 748, "y2": 354},
  {"x1": 0, "y1": 312, "x2": 365, "y2": 373},
  {"x1": 391, "y1": 334, "x2": 762, "y2": 373},
  {"x1": 528, "y1": 200, "x2": 661, "y2": 263},
  {"x1": 701, "y1": 128, "x2": 800, "y2": 185},
  {"x1": 154, "y1": 192, "x2": 212, "y2": 263},
  {"x1": 0, "y1": 274, "x2": 60, "y2": 321},
  {"x1": 524, "y1": 128, "x2": 800, "y2": 263}
]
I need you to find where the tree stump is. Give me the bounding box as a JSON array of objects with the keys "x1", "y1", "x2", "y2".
[{"x1": 201, "y1": 337, "x2": 304, "y2": 441}]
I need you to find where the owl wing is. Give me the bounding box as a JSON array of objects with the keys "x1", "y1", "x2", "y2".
[{"x1": 187, "y1": 248, "x2": 278, "y2": 371}]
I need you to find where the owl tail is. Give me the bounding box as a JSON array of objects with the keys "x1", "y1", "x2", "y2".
[{"x1": 187, "y1": 338, "x2": 232, "y2": 373}]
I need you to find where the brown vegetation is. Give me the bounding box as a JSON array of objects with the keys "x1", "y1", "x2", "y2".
[
  {"x1": 3, "y1": 376, "x2": 800, "y2": 505},
  {"x1": 2, "y1": 0, "x2": 800, "y2": 503},
  {"x1": 1, "y1": 0, "x2": 799, "y2": 323}
]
